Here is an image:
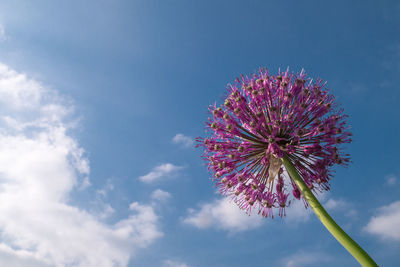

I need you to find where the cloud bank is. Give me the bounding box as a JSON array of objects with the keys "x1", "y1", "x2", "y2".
[{"x1": 0, "y1": 63, "x2": 162, "y2": 266}]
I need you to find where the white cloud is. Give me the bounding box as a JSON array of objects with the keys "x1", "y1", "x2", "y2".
[
  {"x1": 385, "y1": 174, "x2": 397, "y2": 186},
  {"x1": 163, "y1": 259, "x2": 190, "y2": 267},
  {"x1": 151, "y1": 189, "x2": 172, "y2": 202},
  {"x1": 0, "y1": 63, "x2": 163, "y2": 266},
  {"x1": 364, "y1": 200, "x2": 400, "y2": 241},
  {"x1": 172, "y1": 133, "x2": 194, "y2": 148},
  {"x1": 139, "y1": 163, "x2": 183, "y2": 183},
  {"x1": 281, "y1": 251, "x2": 331, "y2": 267},
  {"x1": 324, "y1": 198, "x2": 347, "y2": 210},
  {"x1": 121, "y1": 202, "x2": 164, "y2": 248},
  {"x1": 0, "y1": 243, "x2": 51, "y2": 267},
  {"x1": 0, "y1": 65, "x2": 44, "y2": 110},
  {"x1": 323, "y1": 197, "x2": 358, "y2": 222},
  {"x1": 183, "y1": 198, "x2": 263, "y2": 233}
]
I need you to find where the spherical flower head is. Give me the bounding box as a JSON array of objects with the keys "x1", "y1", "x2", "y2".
[{"x1": 196, "y1": 68, "x2": 351, "y2": 218}]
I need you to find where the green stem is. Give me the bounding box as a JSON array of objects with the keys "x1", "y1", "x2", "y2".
[{"x1": 282, "y1": 155, "x2": 378, "y2": 267}]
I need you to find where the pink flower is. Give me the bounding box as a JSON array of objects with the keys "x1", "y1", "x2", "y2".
[{"x1": 196, "y1": 68, "x2": 351, "y2": 218}]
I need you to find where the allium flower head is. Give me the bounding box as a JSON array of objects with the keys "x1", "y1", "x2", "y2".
[{"x1": 196, "y1": 68, "x2": 351, "y2": 218}]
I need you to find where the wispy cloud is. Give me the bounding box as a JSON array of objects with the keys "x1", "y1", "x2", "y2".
[
  {"x1": 364, "y1": 200, "x2": 400, "y2": 241},
  {"x1": 385, "y1": 174, "x2": 397, "y2": 186},
  {"x1": 284, "y1": 199, "x2": 313, "y2": 223},
  {"x1": 96, "y1": 178, "x2": 115, "y2": 197},
  {"x1": 346, "y1": 82, "x2": 368, "y2": 96},
  {"x1": 92, "y1": 179, "x2": 116, "y2": 219},
  {"x1": 151, "y1": 189, "x2": 172, "y2": 202},
  {"x1": 280, "y1": 251, "x2": 332, "y2": 267},
  {"x1": 325, "y1": 197, "x2": 358, "y2": 222},
  {"x1": 163, "y1": 259, "x2": 190, "y2": 267},
  {"x1": 381, "y1": 43, "x2": 400, "y2": 72},
  {"x1": 139, "y1": 163, "x2": 184, "y2": 183},
  {"x1": 0, "y1": 63, "x2": 163, "y2": 266},
  {"x1": 0, "y1": 24, "x2": 6, "y2": 41},
  {"x1": 183, "y1": 198, "x2": 263, "y2": 233},
  {"x1": 324, "y1": 198, "x2": 347, "y2": 210},
  {"x1": 172, "y1": 133, "x2": 194, "y2": 148},
  {"x1": 282, "y1": 193, "x2": 357, "y2": 225}
]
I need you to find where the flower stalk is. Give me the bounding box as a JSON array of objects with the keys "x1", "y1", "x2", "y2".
[
  {"x1": 282, "y1": 155, "x2": 377, "y2": 267},
  {"x1": 197, "y1": 68, "x2": 377, "y2": 264}
]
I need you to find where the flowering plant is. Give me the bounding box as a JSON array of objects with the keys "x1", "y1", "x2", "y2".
[{"x1": 197, "y1": 68, "x2": 377, "y2": 266}]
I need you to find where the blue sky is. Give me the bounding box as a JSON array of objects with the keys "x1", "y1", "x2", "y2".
[{"x1": 0, "y1": 1, "x2": 399, "y2": 266}]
